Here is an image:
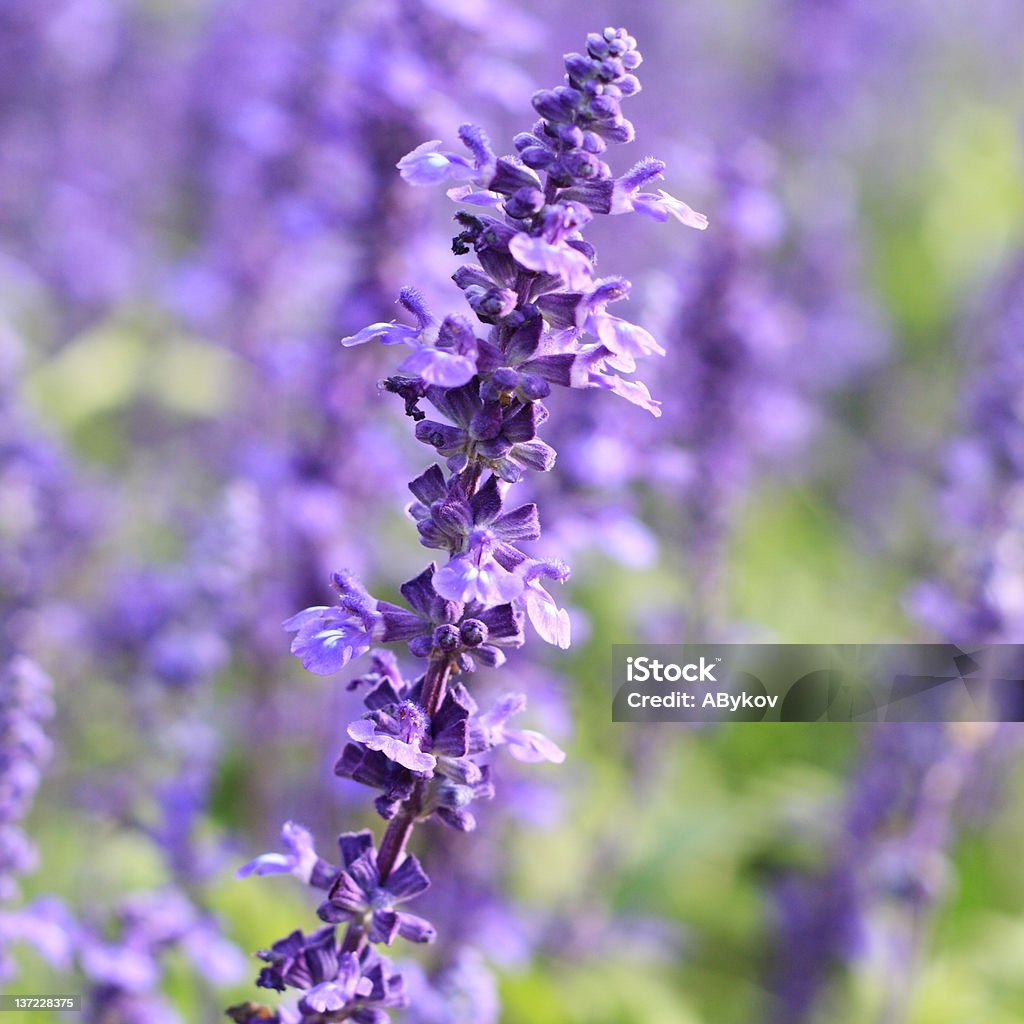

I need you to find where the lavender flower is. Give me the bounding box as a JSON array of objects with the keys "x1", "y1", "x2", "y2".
[
  {"x1": 76, "y1": 888, "x2": 246, "y2": 1024},
  {"x1": 0, "y1": 656, "x2": 65, "y2": 985},
  {"x1": 317, "y1": 831, "x2": 435, "y2": 945},
  {"x1": 401, "y1": 948, "x2": 499, "y2": 1024},
  {"x1": 765, "y1": 250, "x2": 1024, "y2": 1021},
  {"x1": 0, "y1": 656, "x2": 52, "y2": 899},
  {"x1": 238, "y1": 26, "x2": 702, "y2": 1022},
  {"x1": 238, "y1": 822, "x2": 337, "y2": 889},
  {"x1": 912, "y1": 256, "x2": 1024, "y2": 643},
  {"x1": 767, "y1": 721, "x2": 1008, "y2": 1022}
]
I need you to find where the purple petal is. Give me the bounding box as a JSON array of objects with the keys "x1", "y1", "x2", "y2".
[
  {"x1": 504, "y1": 727, "x2": 567, "y2": 764},
  {"x1": 511, "y1": 440, "x2": 557, "y2": 472},
  {"x1": 587, "y1": 370, "x2": 662, "y2": 417},
  {"x1": 290, "y1": 620, "x2": 374, "y2": 675},
  {"x1": 377, "y1": 601, "x2": 427, "y2": 642},
  {"x1": 385, "y1": 855, "x2": 430, "y2": 901},
  {"x1": 522, "y1": 581, "x2": 571, "y2": 649},
  {"x1": 237, "y1": 821, "x2": 318, "y2": 882},
  {"x1": 375, "y1": 735, "x2": 437, "y2": 773},
  {"x1": 468, "y1": 475, "x2": 503, "y2": 524},
  {"x1": 480, "y1": 693, "x2": 528, "y2": 730},
  {"x1": 631, "y1": 189, "x2": 709, "y2": 230},
  {"x1": 368, "y1": 909, "x2": 401, "y2": 945},
  {"x1": 282, "y1": 606, "x2": 331, "y2": 632},
  {"x1": 346, "y1": 719, "x2": 378, "y2": 744},
  {"x1": 447, "y1": 185, "x2": 504, "y2": 207},
  {"x1": 493, "y1": 503, "x2": 540, "y2": 541},
  {"x1": 337, "y1": 952, "x2": 363, "y2": 996},
  {"x1": 398, "y1": 347, "x2": 477, "y2": 387},
  {"x1": 398, "y1": 140, "x2": 478, "y2": 186},
  {"x1": 340, "y1": 322, "x2": 419, "y2": 347},
  {"x1": 433, "y1": 554, "x2": 524, "y2": 605},
  {"x1": 524, "y1": 559, "x2": 571, "y2": 584},
  {"x1": 399, "y1": 565, "x2": 439, "y2": 617},
  {"x1": 348, "y1": 720, "x2": 436, "y2": 773},
  {"x1": 590, "y1": 313, "x2": 665, "y2": 359},
  {"x1": 409, "y1": 465, "x2": 447, "y2": 505},
  {"x1": 304, "y1": 981, "x2": 347, "y2": 1013},
  {"x1": 236, "y1": 852, "x2": 292, "y2": 878},
  {"x1": 326, "y1": 873, "x2": 371, "y2": 915},
  {"x1": 395, "y1": 912, "x2": 436, "y2": 944},
  {"x1": 508, "y1": 235, "x2": 593, "y2": 289},
  {"x1": 337, "y1": 830, "x2": 375, "y2": 869}
]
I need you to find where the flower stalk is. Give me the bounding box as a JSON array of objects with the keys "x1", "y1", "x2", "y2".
[{"x1": 231, "y1": 27, "x2": 705, "y2": 1023}]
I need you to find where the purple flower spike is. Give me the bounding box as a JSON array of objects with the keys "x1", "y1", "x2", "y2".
[
  {"x1": 245, "y1": 25, "x2": 699, "y2": 1023},
  {"x1": 0, "y1": 657, "x2": 53, "y2": 912},
  {"x1": 318, "y1": 833, "x2": 435, "y2": 947}
]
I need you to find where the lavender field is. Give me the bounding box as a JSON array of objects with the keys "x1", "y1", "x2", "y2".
[{"x1": 2, "y1": 1, "x2": 1024, "y2": 1022}]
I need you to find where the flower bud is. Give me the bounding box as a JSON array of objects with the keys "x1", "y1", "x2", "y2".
[
  {"x1": 532, "y1": 89, "x2": 568, "y2": 122},
  {"x1": 520, "y1": 145, "x2": 554, "y2": 170},
  {"x1": 491, "y1": 367, "x2": 520, "y2": 390},
  {"x1": 433, "y1": 624, "x2": 461, "y2": 652},
  {"x1": 563, "y1": 52, "x2": 593, "y2": 86},
  {"x1": 459, "y1": 619, "x2": 488, "y2": 647}
]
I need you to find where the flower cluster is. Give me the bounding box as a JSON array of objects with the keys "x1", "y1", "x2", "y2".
[
  {"x1": 0, "y1": 656, "x2": 55, "y2": 982},
  {"x1": 0, "y1": 657, "x2": 53, "y2": 905},
  {"x1": 912, "y1": 256, "x2": 1024, "y2": 643},
  {"x1": 768, "y1": 722, "x2": 997, "y2": 1023},
  {"x1": 76, "y1": 888, "x2": 245, "y2": 1023},
  {"x1": 234, "y1": 27, "x2": 703, "y2": 1022}
]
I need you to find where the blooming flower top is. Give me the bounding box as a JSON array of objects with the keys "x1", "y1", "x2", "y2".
[{"x1": 238, "y1": 28, "x2": 703, "y2": 1024}]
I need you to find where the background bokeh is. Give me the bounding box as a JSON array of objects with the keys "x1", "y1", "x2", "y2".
[{"x1": 2, "y1": 1, "x2": 1024, "y2": 1022}]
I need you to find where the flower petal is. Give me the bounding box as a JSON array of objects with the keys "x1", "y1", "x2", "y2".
[
  {"x1": 509, "y1": 235, "x2": 593, "y2": 289},
  {"x1": 340, "y1": 322, "x2": 419, "y2": 347},
  {"x1": 587, "y1": 370, "x2": 662, "y2": 417},
  {"x1": 631, "y1": 189, "x2": 709, "y2": 230},
  {"x1": 395, "y1": 912, "x2": 436, "y2": 943},
  {"x1": 522, "y1": 581, "x2": 571, "y2": 649},
  {"x1": 398, "y1": 348, "x2": 477, "y2": 388},
  {"x1": 398, "y1": 140, "x2": 477, "y2": 186},
  {"x1": 446, "y1": 185, "x2": 504, "y2": 207},
  {"x1": 434, "y1": 554, "x2": 524, "y2": 605},
  {"x1": 504, "y1": 727, "x2": 567, "y2": 764}
]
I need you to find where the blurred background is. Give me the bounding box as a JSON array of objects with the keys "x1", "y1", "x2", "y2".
[{"x1": 2, "y1": 0, "x2": 1024, "y2": 1021}]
